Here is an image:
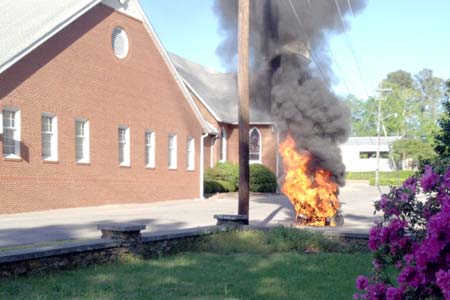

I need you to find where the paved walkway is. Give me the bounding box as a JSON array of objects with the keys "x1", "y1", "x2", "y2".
[{"x1": 0, "y1": 181, "x2": 388, "y2": 247}]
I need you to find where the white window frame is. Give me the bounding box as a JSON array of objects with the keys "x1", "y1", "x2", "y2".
[
  {"x1": 210, "y1": 137, "x2": 215, "y2": 168},
  {"x1": 186, "y1": 137, "x2": 195, "y2": 171},
  {"x1": 249, "y1": 127, "x2": 262, "y2": 164},
  {"x1": 145, "y1": 130, "x2": 156, "y2": 168},
  {"x1": 1, "y1": 107, "x2": 21, "y2": 159},
  {"x1": 41, "y1": 112, "x2": 58, "y2": 161},
  {"x1": 75, "y1": 119, "x2": 90, "y2": 163},
  {"x1": 118, "y1": 126, "x2": 130, "y2": 166},
  {"x1": 219, "y1": 127, "x2": 227, "y2": 162},
  {"x1": 112, "y1": 27, "x2": 129, "y2": 59},
  {"x1": 168, "y1": 134, "x2": 177, "y2": 170}
]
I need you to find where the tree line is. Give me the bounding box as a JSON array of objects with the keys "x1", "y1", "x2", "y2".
[{"x1": 344, "y1": 69, "x2": 448, "y2": 168}]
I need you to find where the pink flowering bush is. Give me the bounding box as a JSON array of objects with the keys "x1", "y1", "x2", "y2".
[{"x1": 355, "y1": 166, "x2": 450, "y2": 300}]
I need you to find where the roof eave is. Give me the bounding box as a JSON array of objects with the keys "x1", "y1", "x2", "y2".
[{"x1": 135, "y1": 1, "x2": 212, "y2": 134}]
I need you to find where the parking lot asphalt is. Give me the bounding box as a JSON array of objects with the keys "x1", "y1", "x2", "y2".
[{"x1": 0, "y1": 180, "x2": 387, "y2": 247}]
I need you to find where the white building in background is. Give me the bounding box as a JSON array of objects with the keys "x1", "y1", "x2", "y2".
[{"x1": 340, "y1": 136, "x2": 402, "y2": 172}]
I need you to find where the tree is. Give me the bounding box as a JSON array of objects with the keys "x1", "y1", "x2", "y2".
[
  {"x1": 381, "y1": 70, "x2": 417, "y2": 137},
  {"x1": 392, "y1": 138, "x2": 435, "y2": 169},
  {"x1": 345, "y1": 95, "x2": 377, "y2": 136},
  {"x1": 434, "y1": 80, "x2": 450, "y2": 158}
]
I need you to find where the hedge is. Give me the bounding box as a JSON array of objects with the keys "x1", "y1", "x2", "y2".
[
  {"x1": 368, "y1": 178, "x2": 403, "y2": 186},
  {"x1": 204, "y1": 162, "x2": 278, "y2": 194},
  {"x1": 204, "y1": 180, "x2": 237, "y2": 194},
  {"x1": 204, "y1": 162, "x2": 239, "y2": 187},
  {"x1": 249, "y1": 163, "x2": 278, "y2": 193}
]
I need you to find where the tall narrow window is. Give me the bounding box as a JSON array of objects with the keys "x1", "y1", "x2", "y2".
[
  {"x1": 210, "y1": 137, "x2": 215, "y2": 168},
  {"x1": 2, "y1": 108, "x2": 20, "y2": 158},
  {"x1": 249, "y1": 127, "x2": 262, "y2": 163},
  {"x1": 168, "y1": 134, "x2": 177, "y2": 169},
  {"x1": 220, "y1": 127, "x2": 227, "y2": 162},
  {"x1": 75, "y1": 119, "x2": 89, "y2": 163},
  {"x1": 145, "y1": 130, "x2": 155, "y2": 168},
  {"x1": 186, "y1": 137, "x2": 195, "y2": 170},
  {"x1": 118, "y1": 126, "x2": 130, "y2": 166},
  {"x1": 42, "y1": 113, "x2": 58, "y2": 161}
]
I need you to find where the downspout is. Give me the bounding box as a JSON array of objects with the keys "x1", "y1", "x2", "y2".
[
  {"x1": 276, "y1": 129, "x2": 280, "y2": 193},
  {"x1": 200, "y1": 132, "x2": 209, "y2": 199}
]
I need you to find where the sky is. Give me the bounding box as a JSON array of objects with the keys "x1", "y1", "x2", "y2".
[{"x1": 142, "y1": 0, "x2": 450, "y2": 100}]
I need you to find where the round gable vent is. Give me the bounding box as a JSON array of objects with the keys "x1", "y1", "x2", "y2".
[{"x1": 112, "y1": 27, "x2": 129, "y2": 59}]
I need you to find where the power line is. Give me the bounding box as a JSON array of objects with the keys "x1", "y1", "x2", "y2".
[
  {"x1": 286, "y1": 0, "x2": 334, "y2": 93},
  {"x1": 333, "y1": 0, "x2": 370, "y2": 99},
  {"x1": 301, "y1": 1, "x2": 353, "y2": 95},
  {"x1": 346, "y1": 0, "x2": 354, "y2": 18}
]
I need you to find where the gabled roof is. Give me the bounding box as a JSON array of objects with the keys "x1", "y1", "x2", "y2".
[
  {"x1": 170, "y1": 53, "x2": 272, "y2": 125},
  {"x1": 0, "y1": 0, "x2": 211, "y2": 133},
  {"x1": 0, "y1": 0, "x2": 101, "y2": 74},
  {"x1": 343, "y1": 136, "x2": 402, "y2": 146}
]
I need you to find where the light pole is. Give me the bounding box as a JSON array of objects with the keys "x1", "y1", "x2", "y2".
[{"x1": 375, "y1": 85, "x2": 392, "y2": 188}]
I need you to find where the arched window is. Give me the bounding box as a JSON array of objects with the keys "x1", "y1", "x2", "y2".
[
  {"x1": 220, "y1": 127, "x2": 227, "y2": 162},
  {"x1": 249, "y1": 127, "x2": 261, "y2": 163}
]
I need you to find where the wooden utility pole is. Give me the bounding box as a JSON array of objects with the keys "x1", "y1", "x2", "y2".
[{"x1": 237, "y1": 0, "x2": 250, "y2": 222}]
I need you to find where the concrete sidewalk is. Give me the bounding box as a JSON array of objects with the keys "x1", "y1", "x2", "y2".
[{"x1": 0, "y1": 181, "x2": 387, "y2": 247}]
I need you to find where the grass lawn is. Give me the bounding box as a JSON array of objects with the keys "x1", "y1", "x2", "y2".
[
  {"x1": 0, "y1": 228, "x2": 372, "y2": 300},
  {"x1": 346, "y1": 170, "x2": 414, "y2": 186}
]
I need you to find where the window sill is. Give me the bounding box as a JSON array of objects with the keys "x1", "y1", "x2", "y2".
[
  {"x1": 145, "y1": 166, "x2": 156, "y2": 170},
  {"x1": 43, "y1": 159, "x2": 59, "y2": 164},
  {"x1": 3, "y1": 156, "x2": 22, "y2": 162},
  {"x1": 250, "y1": 160, "x2": 262, "y2": 164},
  {"x1": 168, "y1": 168, "x2": 177, "y2": 171},
  {"x1": 77, "y1": 161, "x2": 91, "y2": 166},
  {"x1": 119, "y1": 165, "x2": 131, "y2": 168},
  {"x1": 186, "y1": 169, "x2": 195, "y2": 172}
]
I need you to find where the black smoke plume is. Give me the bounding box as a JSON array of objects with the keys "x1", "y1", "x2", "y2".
[{"x1": 213, "y1": 0, "x2": 367, "y2": 186}]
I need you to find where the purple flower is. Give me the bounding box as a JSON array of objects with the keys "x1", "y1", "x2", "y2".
[
  {"x1": 356, "y1": 275, "x2": 369, "y2": 290},
  {"x1": 386, "y1": 287, "x2": 403, "y2": 300},
  {"x1": 379, "y1": 195, "x2": 389, "y2": 209},
  {"x1": 399, "y1": 192, "x2": 409, "y2": 203},
  {"x1": 403, "y1": 177, "x2": 417, "y2": 193},
  {"x1": 436, "y1": 269, "x2": 450, "y2": 299},
  {"x1": 443, "y1": 169, "x2": 450, "y2": 189},
  {"x1": 420, "y1": 165, "x2": 440, "y2": 192}
]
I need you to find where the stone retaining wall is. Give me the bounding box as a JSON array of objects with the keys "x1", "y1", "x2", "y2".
[
  {"x1": 0, "y1": 225, "x2": 229, "y2": 278},
  {"x1": 0, "y1": 225, "x2": 368, "y2": 278}
]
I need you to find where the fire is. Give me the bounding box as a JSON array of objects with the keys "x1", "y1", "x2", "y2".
[{"x1": 279, "y1": 135, "x2": 339, "y2": 226}]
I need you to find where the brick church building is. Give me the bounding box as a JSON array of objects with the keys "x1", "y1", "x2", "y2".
[{"x1": 0, "y1": 0, "x2": 278, "y2": 214}]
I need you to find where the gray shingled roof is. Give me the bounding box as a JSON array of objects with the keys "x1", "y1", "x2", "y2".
[
  {"x1": 170, "y1": 53, "x2": 272, "y2": 124},
  {"x1": 0, "y1": 0, "x2": 101, "y2": 74},
  {"x1": 344, "y1": 136, "x2": 402, "y2": 146}
]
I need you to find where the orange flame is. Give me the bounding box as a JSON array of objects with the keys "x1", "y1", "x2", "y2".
[{"x1": 279, "y1": 135, "x2": 339, "y2": 226}]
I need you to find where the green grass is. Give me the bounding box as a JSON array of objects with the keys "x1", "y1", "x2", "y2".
[
  {"x1": 0, "y1": 253, "x2": 371, "y2": 300},
  {"x1": 346, "y1": 170, "x2": 414, "y2": 186},
  {"x1": 190, "y1": 227, "x2": 367, "y2": 254},
  {"x1": 0, "y1": 228, "x2": 371, "y2": 300}
]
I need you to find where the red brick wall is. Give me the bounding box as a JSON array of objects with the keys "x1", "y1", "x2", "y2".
[
  {"x1": 224, "y1": 124, "x2": 277, "y2": 173},
  {"x1": 0, "y1": 4, "x2": 203, "y2": 214},
  {"x1": 189, "y1": 92, "x2": 219, "y2": 169}
]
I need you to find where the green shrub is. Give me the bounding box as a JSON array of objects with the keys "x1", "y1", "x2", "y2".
[
  {"x1": 368, "y1": 178, "x2": 403, "y2": 186},
  {"x1": 204, "y1": 162, "x2": 239, "y2": 187},
  {"x1": 204, "y1": 179, "x2": 237, "y2": 194},
  {"x1": 204, "y1": 180, "x2": 224, "y2": 194},
  {"x1": 215, "y1": 180, "x2": 236, "y2": 192},
  {"x1": 204, "y1": 162, "x2": 277, "y2": 193},
  {"x1": 249, "y1": 163, "x2": 277, "y2": 193},
  {"x1": 346, "y1": 171, "x2": 414, "y2": 181}
]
